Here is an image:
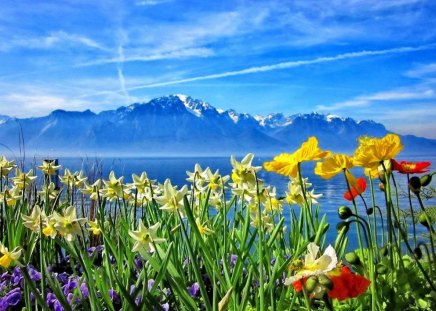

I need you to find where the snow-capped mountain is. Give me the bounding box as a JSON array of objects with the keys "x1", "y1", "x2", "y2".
[{"x1": 0, "y1": 95, "x2": 434, "y2": 156}]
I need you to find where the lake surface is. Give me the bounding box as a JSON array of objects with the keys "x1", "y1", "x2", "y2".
[{"x1": 21, "y1": 154, "x2": 436, "y2": 250}]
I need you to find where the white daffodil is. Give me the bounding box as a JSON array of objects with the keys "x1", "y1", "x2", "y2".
[
  {"x1": 37, "y1": 160, "x2": 61, "y2": 175},
  {"x1": 155, "y1": 179, "x2": 188, "y2": 217},
  {"x1": 128, "y1": 172, "x2": 155, "y2": 194},
  {"x1": 0, "y1": 156, "x2": 16, "y2": 177},
  {"x1": 12, "y1": 168, "x2": 37, "y2": 190},
  {"x1": 230, "y1": 153, "x2": 262, "y2": 189},
  {"x1": 129, "y1": 221, "x2": 165, "y2": 254},
  {"x1": 285, "y1": 243, "x2": 337, "y2": 285},
  {"x1": 22, "y1": 205, "x2": 47, "y2": 233},
  {"x1": 52, "y1": 206, "x2": 87, "y2": 242},
  {"x1": 81, "y1": 179, "x2": 102, "y2": 201}
]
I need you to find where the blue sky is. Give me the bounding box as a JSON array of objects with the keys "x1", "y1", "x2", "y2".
[{"x1": 1, "y1": 0, "x2": 436, "y2": 138}]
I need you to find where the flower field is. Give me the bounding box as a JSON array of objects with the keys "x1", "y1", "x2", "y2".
[{"x1": 0, "y1": 134, "x2": 435, "y2": 310}]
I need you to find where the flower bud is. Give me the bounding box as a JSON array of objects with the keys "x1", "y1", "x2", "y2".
[
  {"x1": 380, "y1": 245, "x2": 389, "y2": 256},
  {"x1": 421, "y1": 174, "x2": 433, "y2": 187},
  {"x1": 418, "y1": 213, "x2": 431, "y2": 229},
  {"x1": 318, "y1": 274, "x2": 333, "y2": 290},
  {"x1": 378, "y1": 183, "x2": 385, "y2": 192},
  {"x1": 336, "y1": 221, "x2": 350, "y2": 233},
  {"x1": 345, "y1": 252, "x2": 360, "y2": 265},
  {"x1": 338, "y1": 206, "x2": 353, "y2": 220},
  {"x1": 413, "y1": 247, "x2": 423, "y2": 260},
  {"x1": 366, "y1": 207, "x2": 374, "y2": 216},
  {"x1": 376, "y1": 264, "x2": 388, "y2": 275},
  {"x1": 305, "y1": 276, "x2": 318, "y2": 292},
  {"x1": 409, "y1": 176, "x2": 421, "y2": 194}
]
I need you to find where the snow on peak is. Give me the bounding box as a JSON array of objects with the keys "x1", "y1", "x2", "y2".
[
  {"x1": 175, "y1": 94, "x2": 188, "y2": 102},
  {"x1": 173, "y1": 94, "x2": 216, "y2": 117},
  {"x1": 326, "y1": 114, "x2": 345, "y2": 122},
  {"x1": 256, "y1": 113, "x2": 293, "y2": 127},
  {"x1": 227, "y1": 110, "x2": 240, "y2": 123}
]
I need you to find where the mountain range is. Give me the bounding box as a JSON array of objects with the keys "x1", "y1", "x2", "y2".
[{"x1": 0, "y1": 94, "x2": 434, "y2": 156}]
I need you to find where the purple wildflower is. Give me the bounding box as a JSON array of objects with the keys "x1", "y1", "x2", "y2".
[
  {"x1": 230, "y1": 254, "x2": 238, "y2": 267},
  {"x1": 57, "y1": 272, "x2": 69, "y2": 285},
  {"x1": 27, "y1": 266, "x2": 42, "y2": 282},
  {"x1": 161, "y1": 302, "x2": 170, "y2": 311},
  {"x1": 46, "y1": 293, "x2": 57, "y2": 307},
  {"x1": 147, "y1": 279, "x2": 155, "y2": 292},
  {"x1": 80, "y1": 282, "x2": 89, "y2": 298},
  {"x1": 4, "y1": 287, "x2": 21, "y2": 306},
  {"x1": 134, "y1": 256, "x2": 143, "y2": 270},
  {"x1": 54, "y1": 300, "x2": 64, "y2": 311},
  {"x1": 12, "y1": 267, "x2": 23, "y2": 286},
  {"x1": 0, "y1": 298, "x2": 8, "y2": 311},
  {"x1": 188, "y1": 282, "x2": 200, "y2": 298},
  {"x1": 108, "y1": 288, "x2": 120, "y2": 305}
]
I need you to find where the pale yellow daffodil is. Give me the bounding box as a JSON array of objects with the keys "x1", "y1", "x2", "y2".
[
  {"x1": 155, "y1": 179, "x2": 188, "y2": 217},
  {"x1": 52, "y1": 206, "x2": 87, "y2": 241},
  {"x1": 129, "y1": 220, "x2": 165, "y2": 254},
  {"x1": 0, "y1": 242, "x2": 22, "y2": 268},
  {"x1": 37, "y1": 160, "x2": 61, "y2": 175},
  {"x1": 0, "y1": 156, "x2": 16, "y2": 177}
]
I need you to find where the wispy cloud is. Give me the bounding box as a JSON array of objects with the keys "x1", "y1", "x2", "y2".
[
  {"x1": 78, "y1": 43, "x2": 436, "y2": 97},
  {"x1": 79, "y1": 48, "x2": 214, "y2": 67},
  {"x1": 135, "y1": 0, "x2": 173, "y2": 6},
  {"x1": 405, "y1": 63, "x2": 436, "y2": 78},
  {"x1": 0, "y1": 31, "x2": 107, "y2": 52},
  {"x1": 317, "y1": 87, "x2": 435, "y2": 111}
]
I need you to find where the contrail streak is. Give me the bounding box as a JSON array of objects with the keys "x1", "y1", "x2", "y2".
[{"x1": 78, "y1": 43, "x2": 436, "y2": 98}]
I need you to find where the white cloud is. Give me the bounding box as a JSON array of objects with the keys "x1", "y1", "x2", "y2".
[
  {"x1": 135, "y1": 0, "x2": 173, "y2": 6},
  {"x1": 405, "y1": 63, "x2": 436, "y2": 78},
  {"x1": 0, "y1": 31, "x2": 107, "y2": 52},
  {"x1": 317, "y1": 87, "x2": 436, "y2": 111}
]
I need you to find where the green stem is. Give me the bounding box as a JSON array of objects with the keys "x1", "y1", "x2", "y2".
[{"x1": 343, "y1": 170, "x2": 364, "y2": 254}]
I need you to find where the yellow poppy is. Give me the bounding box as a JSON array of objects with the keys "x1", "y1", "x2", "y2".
[
  {"x1": 315, "y1": 154, "x2": 354, "y2": 179},
  {"x1": 353, "y1": 134, "x2": 403, "y2": 170},
  {"x1": 264, "y1": 137, "x2": 330, "y2": 178}
]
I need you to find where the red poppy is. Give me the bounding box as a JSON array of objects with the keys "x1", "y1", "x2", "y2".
[
  {"x1": 392, "y1": 160, "x2": 431, "y2": 174},
  {"x1": 290, "y1": 266, "x2": 370, "y2": 301},
  {"x1": 328, "y1": 266, "x2": 370, "y2": 301},
  {"x1": 291, "y1": 278, "x2": 305, "y2": 292},
  {"x1": 344, "y1": 177, "x2": 367, "y2": 201}
]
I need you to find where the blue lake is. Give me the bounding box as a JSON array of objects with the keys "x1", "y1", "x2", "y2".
[{"x1": 22, "y1": 154, "x2": 436, "y2": 250}]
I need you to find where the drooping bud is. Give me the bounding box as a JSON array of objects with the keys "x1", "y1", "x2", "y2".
[
  {"x1": 305, "y1": 276, "x2": 318, "y2": 293},
  {"x1": 318, "y1": 274, "x2": 333, "y2": 290},
  {"x1": 338, "y1": 206, "x2": 353, "y2": 220},
  {"x1": 336, "y1": 221, "x2": 350, "y2": 233},
  {"x1": 413, "y1": 247, "x2": 423, "y2": 260},
  {"x1": 345, "y1": 252, "x2": 360, "y2": 265},
  {"x1": 418, "y1": 213, "x2": 431, "y2": 229},
  {"x1": 379, "y1": 183, "x2": 385, "y2": 192},
  {"x1": 376, "y1": 264, "x2": 388, "y2": 275},
  {"x1": 380, "y1": 245, "x2": 389, "y2": 256},
  {"x1": 420, "y1": 174, "x2": 433, "y2": 187},
  {"x1": 366, "y1": 207, "x2": 374, "y2": 215},
  {"x1": 409, "y1": 176, "x2": 422, "y2": 194}
]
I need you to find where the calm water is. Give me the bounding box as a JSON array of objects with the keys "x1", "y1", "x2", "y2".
[{"x1": 22, "y1": 155, "x2": 436, "y2": 249}]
